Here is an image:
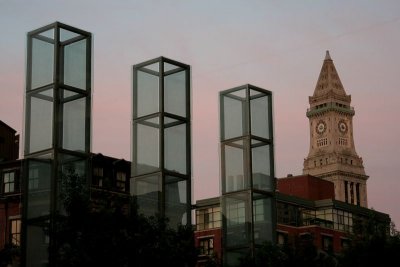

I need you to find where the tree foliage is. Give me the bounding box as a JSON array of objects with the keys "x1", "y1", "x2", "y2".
[
  {"x1": 53, "y1": 168, "x2": 198, "y2": 267},
  {"x1": 238, "y1": 240, "x2": 337, "y2": 267},
  {"x1": 337, "y1": 211, "x2": 400, "y2": 267}
]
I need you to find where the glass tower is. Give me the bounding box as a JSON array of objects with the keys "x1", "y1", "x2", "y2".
[
  {"x1": 131, "y1": 57, "x2": 192, "y2": 227},
  {"x1": 22, "y1": 22, "x2": 92, "y2": 266},
  {"x1": 220, "y1": 84, "x2": 276, "y2": 266}
]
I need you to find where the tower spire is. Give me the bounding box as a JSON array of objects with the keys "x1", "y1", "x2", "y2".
[
  {"x1": 312, "y1": 50, "x2": 347, "y2": 98},
  {"x1": 325, "y1": 50, "x2": 331, "y2": 60}
]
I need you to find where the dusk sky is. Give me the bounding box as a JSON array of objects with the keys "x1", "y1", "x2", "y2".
[{"x1": 1, "y1": 1, "x2": 399, "y2": 227}]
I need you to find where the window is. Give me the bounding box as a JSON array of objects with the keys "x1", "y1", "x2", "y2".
[
  {"x1": 277, "y1": 232, "x2": 288, "y2": 246},
  {"x1": 253, "y1": 199, "x2": 265, "y2": 222},
  {"x1": 317, "y1": 138, "x2": 328, "y2": 147},
  {"x1": 116, "y1": 171, "x2": 126, "y2": 191},
  {"x1": 322, "y1": 235, "x2": 333, "y2": 252},
  {"x1": 10, "y1": 219, "x2": 21, "y2": 246},
  {"x1": 93, "y1": 167, "x2": 103, "y2": 176},
  {"x1": 3, "y1": 171, "x2": 15, "y2": 193},
  {"x1": 334, "y1": 209, "x2": 353, "y2": 232},
  {"x1": 196, "y1": 206, "x2": 221, "y2": 230},
  {"x1": 93, "y1": 167, "x2": 103, "y2": 187},
  {"x1": 341, "y1": 238, "x2": 350, "y2": 250},
  {"x1": 227, "y1": 201, "x2": 245, "y2": 226},
  {"x1": 29, "y1": 168, "x2": 39, "y2": 189},
  {"x1": 199, "y1": 237, "x2": 214, "y2": 255},
  {"x1": 339, "y1": 138, "x2": 348, "y2": 146},
  {"x1": 344, "y1": 181, "x2": 348, "y2": 203}
]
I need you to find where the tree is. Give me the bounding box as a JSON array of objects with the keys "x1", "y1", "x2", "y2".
[
  {"x1": 238, "y1": 238, "x2": 337, "y2": 267},
  {"x1": 0, "y1": 244, "x2": 20, "y2": 267},
  {"x1": 338, "y1": 211, "x2": 400, "y2": 267},
  {"x1": 54, "y1": 168, "x2": 198, "y2": 267}
]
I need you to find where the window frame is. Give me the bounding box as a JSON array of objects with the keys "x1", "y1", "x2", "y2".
[
  {"x1": 10, "y1": 218, "x2": 21, "y2": 246},
  {"x1": 199, "y1": 237, "x2": 214, "y2": 256},
  {"x1": 3, "y1": 171, "x2": 16, "y2": 193}
]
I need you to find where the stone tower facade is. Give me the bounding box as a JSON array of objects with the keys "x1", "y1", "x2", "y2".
[{"x1": 303, "y1": 51, "x2": 368, "y2": 207}]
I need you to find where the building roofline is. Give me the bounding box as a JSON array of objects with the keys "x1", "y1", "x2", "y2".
[{"x1": 0, "y1": 120, "x2": 17, "y2": 133}]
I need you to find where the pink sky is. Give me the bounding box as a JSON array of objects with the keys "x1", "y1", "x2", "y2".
[{"x1": 1, "y1": 1, "x2": 399, "y2": 228}]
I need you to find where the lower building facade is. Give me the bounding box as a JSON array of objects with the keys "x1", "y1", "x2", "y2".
[{"x1": 194, "y1": 175, "x2": 390, "y2": 266}]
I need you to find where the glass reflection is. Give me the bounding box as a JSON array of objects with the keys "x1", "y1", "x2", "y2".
[
  {"x1": 164, "y1": 70, "x2": 186, "y2": 117},
  {"x1": 26, "y1": 225, "x2": 49, "y2": 267},
  {"x1": 222, "y1": 90, "x2": 247, "y2": 140},
  {"x1": 31, "y1": 37, "x2": 54, "y2": 89},
  {"x1": 133, "y1": 175, "x2": 160, "y2": 217},
  {"x1": 250, "y1": 94, "x2": 270, "y2": 139},
  {"x1": 29, "y1": 91, "x2": 53, "y2": 153},
  {"x1": 27, "y1": 160, "x2": 51, "y2": 219},
  {"x1": 224, "y1": 193, "x2": 250, "y2": 247},
  {"x1": 165, "y1": 176, "x2": 187, "y2": 227},
  {"x1": 252, "y1": 143, "x2": 272, "y2": 191},
  {"x1": 165, "y1": 122, "x2": 186, "y2": 174},
  {"x1": 136, "y1": 70, "x2": 159, "y2": 117},
  {"x1": 62, "y1": 95, "x2": 86, "y2": 151},
  {"x1": 63, "y1": 39, "x2": 87, "y2": 90},
  {"x1": 133, "y1": 117, "x2": 160, "y2": 175},
  {"x1": 253, "y1": 195, "x2": 273, "y2": 245},
  {"x1": 224, "y1": 140, "x2": 247, "y2": 193}
]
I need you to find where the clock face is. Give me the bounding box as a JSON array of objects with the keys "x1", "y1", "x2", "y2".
[
  {"x1": 338, "y1": 120, "x2": 348, "y2": 133},
  {"x1": 316, "y1": 120, "x2": 326, "y2": 134}
]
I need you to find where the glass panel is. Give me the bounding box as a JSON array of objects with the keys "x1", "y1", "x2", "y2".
[
  {"x1": 136, "y1": 70, "x2": 159, "y2": 117},
  {"x1": 249, "y1": 89, "x2": 264, "y2": 97},
  {"x1": 224, "y1": 193, "x2": 250, "y2": 247},
  {"x1": 164, "y1": 62, "x2": 180, "y2": 72},
  {"x1": 142, "y1": 62, "x2": 159, "y2": 73},
  {"x1": 132, "y1": 117, "x2": 160, "y2": 176},
  {"x1": 250, "y1": 93, "x2": 270, "y2": 139},
  {"x1": 37, "y1": 28, "x2": 54, "y2": 40},
  {"x1": 27, "y1": 160, "x2": 51, "y2": 219},
  {"x1": 225, "y1": 249, "x2": 248, "y2": 267},
  {"x1": 165, "y1": 176, "x2": 187, "y2": 227},
  {"x1": 26, "y1": 224, "x2": 49, "y2": 267},
  {"x1": 60, "y1": 28, "x2": 81, "y2": 42},
  {"x1": 31, "y1": 37, "x2": 54, "y2": 89},
  {"x1": 252, "y1": 143, "x2": 273, "y2": 191},
  {"x1": 59, "y1": 154, "x2": 87, "y2": 214},
  {"x1": 63, "y1": 39, "x2": 87, "y2": 90},
  {"x1": 29, "y1": 90, "x2": 53, "y2": 153},
  {"x1": 229, "y1": 89, "x2": 246, "y2": 99},
  {"x1": 165, "y1": 122, "x2": 186, "y2": 174},
  {"x1": 253, "y1": 195, "x2": 273, "y2": 245},
  {"x1": 164, "y1": 70, "x2": 186, "y2": 117},
  {"x1": 164, "y1": 116, "x2": 178, "y2": 126},
  {"x1": 62, "y1": 95, "x2": 86, "y2": 151},
  {"x1": 222, "y1": 89, "x2": 247, "y2": 140},
  {"x1": 224, "y1": 140, "x2": 248, "y2": 193},
  {"x1": 132, "y1": 175, "x2": 160, "y2": 217}
]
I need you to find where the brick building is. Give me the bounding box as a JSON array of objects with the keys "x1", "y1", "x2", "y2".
[
  {"x1": 0, "y1": 120, "x2": 131, "y2": 251},
  {"x1": 194, "y1": 175, "x2": 390, "y2": 266}
]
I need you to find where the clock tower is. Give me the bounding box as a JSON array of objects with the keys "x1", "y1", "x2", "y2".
[{"x1": 303, "y1": 51, "x2": 368, "y2": 207}]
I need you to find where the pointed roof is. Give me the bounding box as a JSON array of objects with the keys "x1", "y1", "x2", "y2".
[{"x1": 312, "y1": 50, "x2": 347, "y2": 98}]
